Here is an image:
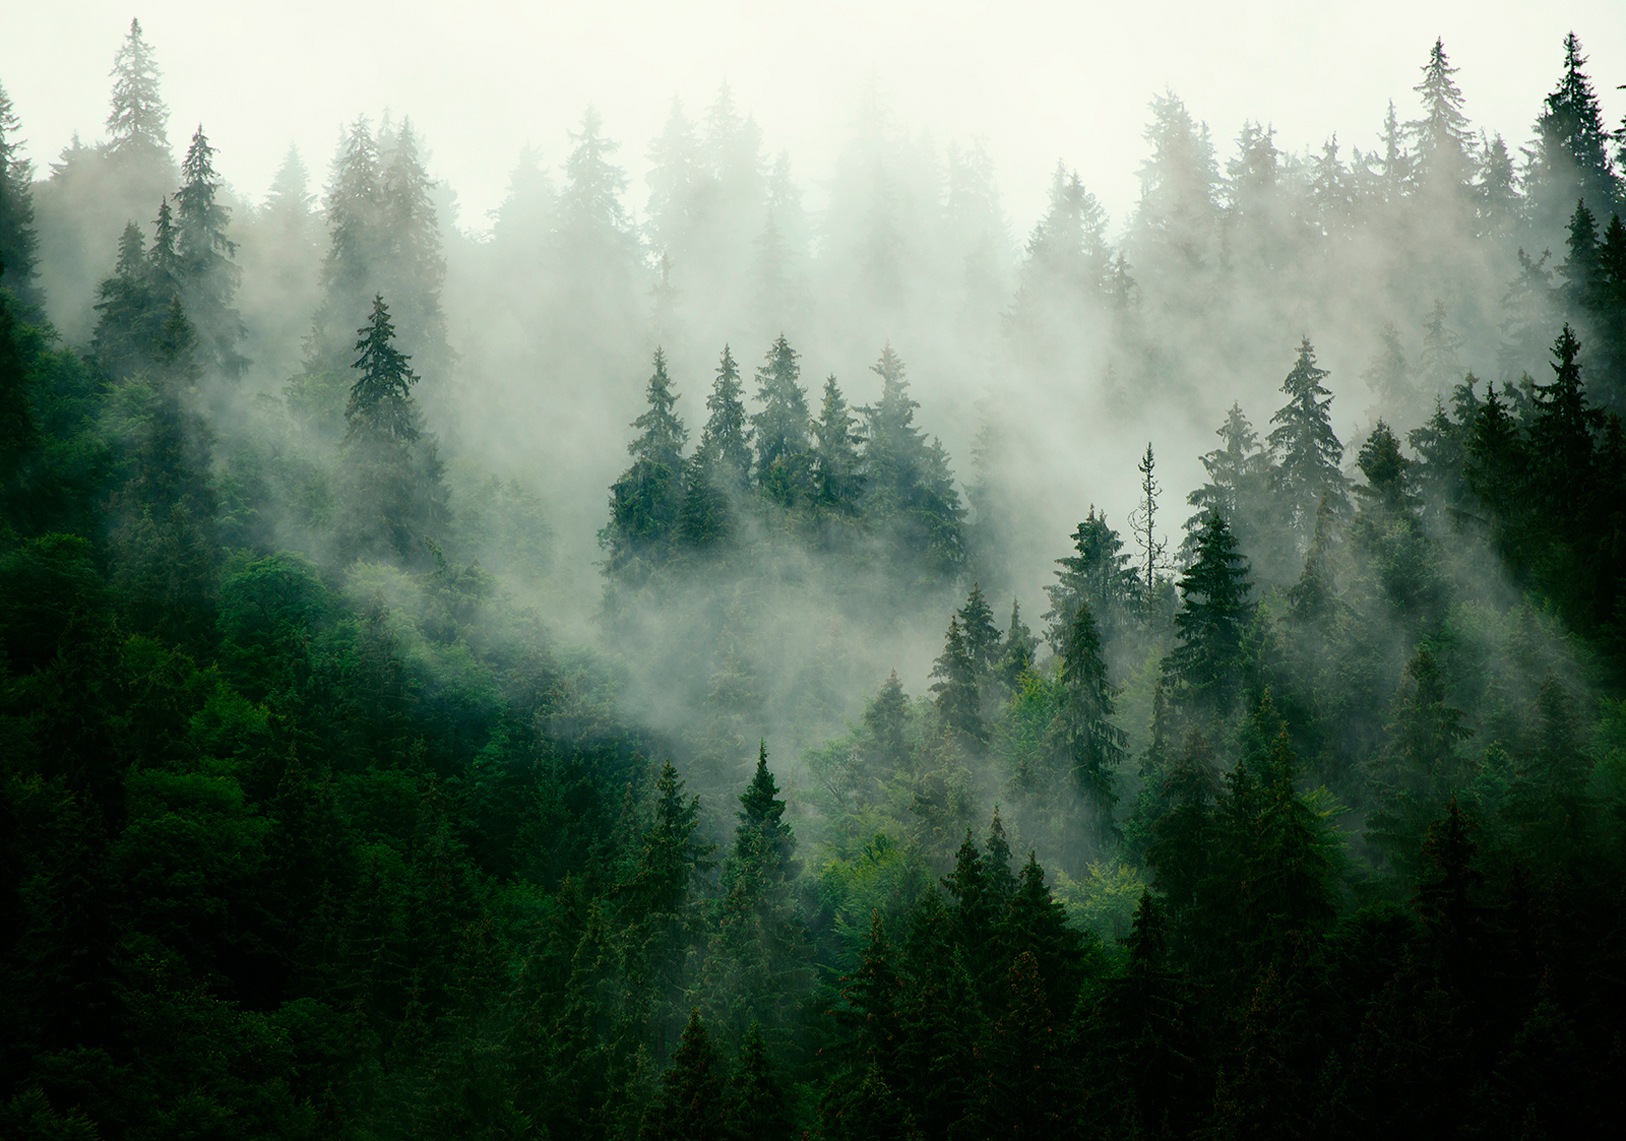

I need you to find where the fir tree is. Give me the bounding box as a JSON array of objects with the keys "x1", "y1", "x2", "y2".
[
  {"x1": 173, "y1": 126, "x2": 244, "y2": 376},
  {"x1": 1528, "y1": 33, "x2": 1621, "y2": 236},
  {"x1": 0, "y1": 81, "x2": 40, "y2": 304},
  {"x1": 606, "y1": 350, "x2": 688, "y2": 572},
  {"x1": 862, "y1": 343, "x2": 966, "y2": 579},
  {"x1": 1051, "y1": 601, "x2": 1126, "y2": 828},
  {"x1": 105, "y1": 18, "x2": 170, "y2": 163},
  {"x1": 930, "y1": 616, "x2": 986, "y2": 746},
  {"x1": 1408, "y1": 38, "x2": 1475, "y2": 198},
  {"x1": 957, "y1": 582, "x2": 1001, "y2": 676},
  {"x1": 1129, "y1": 442, "x2": 1167, "y2": 598},
  {"x1": 696, "y1": 345, "x2": 753, "y2": 487},
  {"x1": 1168, "y1": 510, "x2": 1253, "y2": 706},
  {"x1": 341, "y1": 295, "x2": 445, "y2": 562},
  {"x1": 640, "y1": 1008, "x2": 728, "y2": 1141},
  {"x1": 751, "y1": 334, "x2": 813, "y2": 508},
  {"x1": 1184, "y1": 402, "x2": 1270, "y2": 560},
  {"x1": 812, "y1": 374, "x2": 864, "y2": 514},
  {"x1": 1043, "y1": 508, "x2": 1137, "y2": 653},
  {"x1": 1268, "y1": 337, "x2": 1347, "y2": 546},
  {"x1": 727, "y1": 1023, "x2": 793, "y2": 1141},
  {"x1": 999, "y1": 599, "x2": 1037, "y2": 689}
]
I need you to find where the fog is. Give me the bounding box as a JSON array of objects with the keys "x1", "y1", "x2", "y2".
[{"x1": 5, "y1": 5, "x2": 1624, "y2": 856}]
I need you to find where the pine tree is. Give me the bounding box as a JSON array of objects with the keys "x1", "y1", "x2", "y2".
[
  {"x1": 811, "y1": 374, "x2": 865, "y2": 516},
  {"x1": 1528, "y1": 33, "x2": 1621, "y2": 237},
  {"x1": 0, "y1": 289, "x2": 35, "y2": 505},
  {"x1": 1043, "y1": 508, "x2": 1137, "y2": 653},
  {"x1": 640, "y1": 1008, "x2": 728, "y2": 1141},
  {"x1": 92, "y1": 222, "x2": 161, "y2": 376},
  {"x1": 751, "y1": 334, "x2": 813, "y2": 509},
  {"x1": 708, "y1": 743, "x2": 809, "y2": 1044},
  {"x1": 1168, "y1": 510, "x2": 1253, "y2": 706},
  {"x1": 105, "y1": 18, "x2": 170, "y2": 164},
  {"x1": 1268, "y1": 337, "x2": 1347, "y2": 546},
  {"x1": 1129, "y1": 442, "x2": 1167, "y2": 598},
  {"x1": 930, "y1": 616, "x2": 985, "y2": 746},
  {"x1": 727, "y1": 1023, "x2": 793, "y2": 1141},
  {"x1": 957, "y1": 583, "x2": 1001, "y2": 676},
  {"x1": 0, "y1": 81, "x2": 40, "y2": 305},
  {"x1": 1184, "y1": 402, "x2": 1270, "y2": 561},
  {"x1": 377, "y1": 119, "x2": 448, "y2": 375},
  {"x1": 607, "y1": 350, "x2": 688, "y2": 571},
  {"x1": 696, "y1": 345, "x2": 753, "y2": 487},
  {"x1": 1051, "y1": 601, "x2": 1126, "y2": 829},
  {"x1": 1474, "y1": 132, "x2": 1520, "y2": 239},
  {"x1": 1529, "y1": 324, "x2": 1600, "y2": 504},
  {"x1": 861, "y1": 344, "x2": 966, "y2": 579},
  {"x1": 173, "y1": 126, "x2": 244, "y2": 376},
  {"x1": 1362, "y1": 322, "x2": 1412, "y2": 415},
  {"x1": 999, "y1": 599, "x2": 1036, "y2": 689},
  {"x1": 1408, "y1": 38, "x2": 1475, "y2": 199},
  {"x1": 341, "y1": 295, "x2": 445, "y2": 562}
]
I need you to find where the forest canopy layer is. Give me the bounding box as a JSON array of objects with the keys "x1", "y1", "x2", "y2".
[{"x1": 4, "y1": 19, "x2": 1626, "y2": 1139}]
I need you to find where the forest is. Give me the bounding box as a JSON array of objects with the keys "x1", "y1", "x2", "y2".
[{"x1": 4, "y1": 16, "x2": 1626, "y2": 1139}]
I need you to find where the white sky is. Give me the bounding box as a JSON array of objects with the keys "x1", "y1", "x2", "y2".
[{"x1": 4, "y1": 2, "x2": 1624, "y2": 237}]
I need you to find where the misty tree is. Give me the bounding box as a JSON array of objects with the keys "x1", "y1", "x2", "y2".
[
  {"x1": 642, "y1": 1008, "x2": 728, "y2": 1141},
  {"x1": 1008, "y1": 162, "x2": 1111, "y2": 352},
  {"x1": 644, "y1": 97, "x2": 707, "y2": 277},
  {"x1": 752, "y1": 334, "x2": 814, "y2": 509},
  {"x1": 1166, "y1": 509, "x2": 1253, "y2": 708},
  {"x1": 1527, "y1": 33, "x2": 1621, "y2": 241},
  {"x1": 310, "y1": 116, "x2": 383, "y2": 370},
  {"x1": 1129, "y1": 442, "x2": 1167, "y2": 599},
  {"x1": 1051, "y1": 600, "x2": 1126, "y2": 831},
  {"x1": 1307, "y1": 134, "x2": 1354, "y2": 239},
  {"x1": 606, "y1": 349, "x2": 688, "y2": 572},
  {"x1": 861, "y1": 344, "x2": 966, "y2": 580},
  {"x1": 1223, "y1": 121, "x2": 1290, "y2": 271},
  {"x1": 1558, "y1": 200, "x2": 1603, "y2": 319},
  {"x1": 811, "y1": 374, "x2": 864, "y2": 515},
  {"x1": 695, "y1": 344, "x2": 753, "y2": 487},
  {"x1": 1184, "y1": 403, "x2": 1270, "y2": 562},
  {"x1": 550, "y1": 105, "x2": 644, "y2": 344},
  {"x1": 944, "y1": 139, "x2": 1010, "y2": 327},
  {"x1": 1131, "y1": 92, "x2": 1220, "y2": 283},
  {"x1": 1268, "y1": 337, "x2": 1348, "y2": 549},
  {"x1": 931, "y1": 615, "x2": 985, "y2": 747},
  {"x1": 105, "y1": 18, "x2": 170, "y2": 165},
  {"x1": 0, "y1": 81, "x2": 39, "y2": 305},
  {"x1": 1043, "y1": 508, "x2": 1137, "y2": 654},
  {"x1": 1000, "y1": 599, "x2": 1037, "y2": 689},
  {"x1": 749, "y1": 154, "x2": 811, "y2": 335},
  {"x1": 340, "y1": 294, "x2": 446, "y2": 563},
  {"x1": 1362, "y1": 322, "x2": 1411, "y2": 417},
  {"x1": 1408, "y1": 38, "x2": 1476, "y2": 202},
  {"x1": 956, "y1": 583, "x2": 1001, "y2": 678},
  {"x1": 1474, "y1": 132, "x2": 1520, "y2": 240},
  {"x1": 92, "y1": 222, "x2": 160, "y2": 376},
  {"x1": 705, "y1": 743, "x2": 811, "y2": 1046},
  {"x1": 173, "y1": 126, "x2": 244, "y2": 376},
  {"x1": 377, "y1": 119, "x2": 449, "y2": 376}
]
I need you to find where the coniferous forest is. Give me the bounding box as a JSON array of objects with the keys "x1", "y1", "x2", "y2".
[{"x1": 7, "y1": 17, "x2": 1626, "y2": 1139}]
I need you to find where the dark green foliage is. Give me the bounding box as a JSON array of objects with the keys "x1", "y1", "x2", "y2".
[
  {"x1": 751, "y1": 335, "x2": 813, "y2": 509},
  {"x1": 930, "y1": 616, "x2": 985, "y2": 746},
  {"x1": 339, "y1": 295, "x2": 446, "y2": 563},
  {"x1": 695, "y1": 345, "x2": 752, "y2": 487},
  {"x1": 1052, "y1": 602, "x2": 1126, "y2": 830},
  {"x1": 1268, "y1": 337, "x2": 1347, "y2": 547},
  {"x1": 173, "y1": 126, "x2": 243, "y2": 377},
  {"x1": 641, "y1": 1009, "x2": 728, "y2": 1141},
  {"x1": 1168, "y1": 510, "x2": 1253, "y2": 707},
  {"x1": 1043, "y1": 507, "x2": 1137, "y2": 653},
  {"x1": 812, "y1": 374, "x2": 864, "y2": 515},
  {"x1": 0, "y1": 82, "x2": 39, "y2": 306}
]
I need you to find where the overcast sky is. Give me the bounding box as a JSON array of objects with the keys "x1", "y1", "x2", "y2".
[{"x1": 4, "y1": 2, "x2": 1624, "y2": 237}]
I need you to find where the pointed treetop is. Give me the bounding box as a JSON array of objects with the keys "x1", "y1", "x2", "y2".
[{"x1": 106, "y1": 17, "x2": 169, "y2": 158}]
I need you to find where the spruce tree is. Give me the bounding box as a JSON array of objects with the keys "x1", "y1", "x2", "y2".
[
  {"x1": 1268, "y1": 337, "x2": 1347, "y2": 547},
  {"x1": 1042, "y1": 508, "x2": 1137, "y2": 653},
  {"x1": 0, "y1": 81, "x2": 40, "y2": 305},
  {"x1": 930, "y1": 616, "x2": 985, "y2": 746},
  {"x1": 640, "y1": 1008, "x2": 728, "y2": 1141},
  {"x1": 1529, "y1": 33, "x2": 1621, "y2": 236},
  {"x1": 1167, "y1": 510, "x2": 1253, "y2": 706},
  {"x1": 957, "y1": 582, "x2": 1001, "y2": 676},
  {"x1": 862, "y1": 343, "x2": 967, "y2": 576},
  {"x1": 999, "y1": 599, "x2": 1036, "y2": 689},
  {"x1": 751, "y1": 334, "x2": 813, "y2": 508},
  {"x1": 377, "y1": 119, "x2": 449, "y2": 375},
  {"x1": 696, "y1": 344, "x2": 753, "y2": 487},
  {"x1": 1408, "y1": 38, "x2": 1475, "y2": 199},
  {"x1": 173, "y1": 126, "x2": 244, "y2": 376},
  {"x1": 341, "y1": 295, "x2": 445, "y2": 562},
  {"x1": 1051, "y1": 601, "x2": 1126, "y2": 829},
  {"x1": 1184, "y1": 402, "x2": 1270, "y2": 560},
  {"x1": 727, "y1": 1023, "x2": 793, "y2": 1141},
  {"x1": 1129, "y1": 442, "x2": 1167, "y2": 599},
  {"x1": 607, "y1": 350, "x2": 688, "y2": 571},
  {"x1": 105, "y1": 18, "x2": 170, "y2": 164},
  {"x1": 812, "y1": 374, "x2": 864, "y2": 514}
]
